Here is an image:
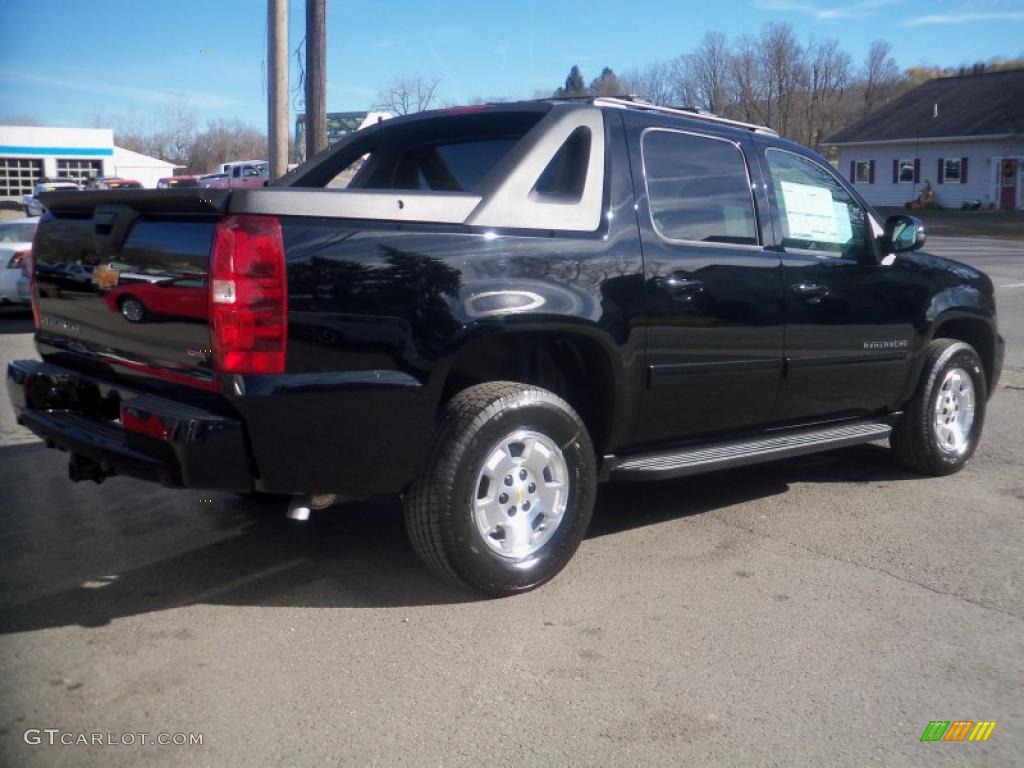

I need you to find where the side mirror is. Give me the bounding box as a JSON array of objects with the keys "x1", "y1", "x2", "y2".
[{"x1": 885, "y1": 214, "x2": 926, "y2": 253}]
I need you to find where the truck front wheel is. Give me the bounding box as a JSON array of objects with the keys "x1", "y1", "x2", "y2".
[
  {"x1": 890, "y1": 339, "x2": 987, "y2": 476},
  {"x1": 404, "y1": 382, "x2": 596, "y2": 596}
]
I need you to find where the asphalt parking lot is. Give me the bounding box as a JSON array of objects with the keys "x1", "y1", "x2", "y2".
[{"x1": 1, "y1": 237, "x2": 1022, "y2": 767}]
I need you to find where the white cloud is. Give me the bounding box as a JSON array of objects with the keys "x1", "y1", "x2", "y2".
[
  {"x1": 375, "y1": 34, "x2": 401, "y2": 50},
  {"x1": 0, "y1": 69, "x2": 240, "y2": 110},
  {"x1": 754, "y1": 0, "x2": 903, "y2": 20},
  {"x1": 900, "y1": 11, "x2": 1024, "y2": 26}
]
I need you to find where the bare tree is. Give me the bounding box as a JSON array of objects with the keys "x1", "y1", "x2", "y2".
[
  {"x1": 188, "y1": 119, "x2": 267, "y2": 174},
  {"x1": 687, "y1": 31, "x2": 731, "y2": 114},
  {"x1": 620, "y1": 61, "x2": 675, "y2": 105},
  {"x1": 803, "y1": 38, "x2": 852, "y2": 149},
  {"x1": 759, "y1": 22, "x2": 807, "y2": 137},
  {"x1": 153, "y1": 98, "x2": 198, "y2": 166},
  {"x1": 375, "y1": 77, "x2": 442, "y2": 115},
  {"x1": 861, "y1": 39, "x2": 900, "y2": 117},
  {"x1": 728, "y1": 34, "x2": 768, "y2": 125},
  {"x1": 668, "y1": 54, "x2": 698, "y2": 107}
]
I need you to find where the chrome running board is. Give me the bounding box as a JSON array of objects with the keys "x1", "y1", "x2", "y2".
[{"x1": 609, "y1": 420, "x2": 893, "y2": 481}]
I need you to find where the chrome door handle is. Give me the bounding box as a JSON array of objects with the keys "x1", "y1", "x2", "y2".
[
  {"x1": 791, "y1": 282, "x2": 829, "y2": 302},
  {"x1": 654, "y1": 273, "x2": 704, "y2": 302}
]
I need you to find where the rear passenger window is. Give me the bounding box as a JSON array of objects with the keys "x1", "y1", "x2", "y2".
[
  {"x1": 642, "y1": 130, "x2": 758, "y2": 245},
  {"x1": 765, "y1": 148, "x2": 870, "y2": 261}
]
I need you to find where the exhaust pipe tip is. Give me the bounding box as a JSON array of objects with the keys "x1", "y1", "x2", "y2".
[
  {"x1": 286, "y1": 498, "x2": 312, "y2": 522},
  {"x1": 285, "y1": 492, "x2": 338, "y2": 522}
]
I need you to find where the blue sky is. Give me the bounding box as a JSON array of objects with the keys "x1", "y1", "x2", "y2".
[{"x1": 1, "y1": 0, "x2": 1021, "y2": 131}]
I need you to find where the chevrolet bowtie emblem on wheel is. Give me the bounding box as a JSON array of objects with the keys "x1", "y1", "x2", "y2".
[{"x1": 91, "y1": 264, "x2": 120, "y2": 290}]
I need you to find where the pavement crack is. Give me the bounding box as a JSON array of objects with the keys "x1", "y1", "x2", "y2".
[{"x1": 709, "y1": 514, "x2": 1024, "y2": 622}]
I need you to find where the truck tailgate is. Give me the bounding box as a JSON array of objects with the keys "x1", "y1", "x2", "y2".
[{"x1": 33, "y1": 189, "x2": 231, "y2": 388}]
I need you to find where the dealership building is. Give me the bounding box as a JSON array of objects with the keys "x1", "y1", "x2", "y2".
[{"x1": 0, "y1": 125, "x2": 178, "y2": 199}]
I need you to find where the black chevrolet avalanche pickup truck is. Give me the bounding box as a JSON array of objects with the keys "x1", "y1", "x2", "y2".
[{"x1": 7, "y1": 97, "x2": 1005, "y2": 595}]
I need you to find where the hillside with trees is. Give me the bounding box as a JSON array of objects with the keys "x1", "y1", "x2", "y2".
[
  {"x1": 554, "y1": 26, "x2": 1023, "y2": 153},
  {"x1": 80, "y1": 23, "x2": 1021, "y2": 170}
]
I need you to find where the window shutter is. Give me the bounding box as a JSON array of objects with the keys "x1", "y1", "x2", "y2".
[
  {"x1": 869, "y1": 160, "x2": 875, "y2": 184},
  {"x1": 937, "y1": 157, "x2": 944, "y2": 184},
  {"x1": 849, "y1": 161, "x2": 855, "y2": 182},
  {"x1": 913, "y1": 159, "x2": 920, "y2": 183},
  {"x1": 961, "y1": 157, "x2": 968, "y2": 184},
  {"x1": 892, "y1": 159, "x2": 898, "y2": 183}
]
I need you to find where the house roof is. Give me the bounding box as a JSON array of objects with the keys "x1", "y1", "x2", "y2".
[{"x1": 828, "y1": 69, "x2": 1024, "y2": 145}]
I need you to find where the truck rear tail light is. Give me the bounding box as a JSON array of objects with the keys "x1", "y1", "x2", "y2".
[
  {"x1": 209, "y1": 214, "x2": 288, "y2": 374},
  {"x1": 7, "y1": 249, "x2": 27, "y2": 269}
]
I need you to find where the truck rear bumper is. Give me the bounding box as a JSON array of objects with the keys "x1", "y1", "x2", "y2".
[{"x1": 6, "y1": 359, "x2": 252, "y2": 491}]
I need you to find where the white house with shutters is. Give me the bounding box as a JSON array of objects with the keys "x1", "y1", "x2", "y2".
[{"x1": 827, "y1": 70, "x2": 1024, "y2": 211}]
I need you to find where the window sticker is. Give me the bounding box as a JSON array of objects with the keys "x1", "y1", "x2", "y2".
[
  {"x1": 780, "y1": 180, "x2": 842, "y2": 243},
  {"x1": 832, "y1": 200, "x2": 853, "y2": 244}
]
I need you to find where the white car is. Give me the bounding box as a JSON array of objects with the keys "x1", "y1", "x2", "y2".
[
  {"x1": 22, "y1": 181, "x2": 80, "y2": 216},
  {"x1": 0, "y1": 217, "x2": 39, "y2": 306}
]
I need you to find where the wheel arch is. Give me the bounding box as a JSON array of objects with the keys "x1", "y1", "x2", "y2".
[
  {"x1": 926, "y1": 311, "x2": 997, "y2": 397},
  {"x1": 431, "y1": 324, "x2": 629, "y2": 457}
]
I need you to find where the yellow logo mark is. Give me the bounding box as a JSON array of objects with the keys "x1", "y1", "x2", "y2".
[{"x1": 968, "y1": 721, "x2": 997, "y2": 742}]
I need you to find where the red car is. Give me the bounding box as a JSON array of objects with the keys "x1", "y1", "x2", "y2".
[
  {"x1": 102, "y1": 275, "x2": 209, "y2": 323},
  {"x1": 88, "y1": 178, "x2": 144, "y2": 190}
]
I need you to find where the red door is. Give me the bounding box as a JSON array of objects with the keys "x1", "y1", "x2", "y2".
[{"x1": 1001, "y1": 159, "x2": 1019, "y2": 210}]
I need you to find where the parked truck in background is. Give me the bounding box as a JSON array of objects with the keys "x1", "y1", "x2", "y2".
[{"x1": 220, "y1": 161, "x2": 270, "y2": 188}]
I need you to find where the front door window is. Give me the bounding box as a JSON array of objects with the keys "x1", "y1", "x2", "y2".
[{"x1": 766, "y1": 149, "x2": 871, "y2": 262}]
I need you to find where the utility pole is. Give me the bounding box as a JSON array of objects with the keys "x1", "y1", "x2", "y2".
[
  {"x1": 268, "y1": 0, "x2": 289, "y2": 180},
  {"x1": 305, "y1": 0, "x2": 327, "y2": 159}
]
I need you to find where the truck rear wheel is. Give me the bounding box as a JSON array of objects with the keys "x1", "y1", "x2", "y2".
[
  {"x1": 404, "y1": 382, "x2": 596, "y2": 596},
  {"x1": 890, "y1": 339, "x2": 986, "y2": 476}
]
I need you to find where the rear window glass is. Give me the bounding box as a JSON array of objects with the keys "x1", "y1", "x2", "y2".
[
  {"x1": 301, "y1": 108, "x2": 547, "y2": 192},
  {"x1": 360, "y1": 137, "x2": 519, "y2": 193},
  {"x1": 415, "y1": 139, "x2": 518, "y2": 192}
]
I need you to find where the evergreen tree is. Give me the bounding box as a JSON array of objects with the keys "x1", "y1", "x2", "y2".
[{"x1": 555, "y1": 65, "x2": 588, "y2": 97}]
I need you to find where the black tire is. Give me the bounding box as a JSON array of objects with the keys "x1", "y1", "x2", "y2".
[
  {"x1": 890, "y1": 339, "x2": 987, "y2": 476},
  {"x1": 404, "y1": 382, "x2": 596, "y2": 596},
  {"x1": 119, "y1": 296, "x2": 147, "y2": 323}
]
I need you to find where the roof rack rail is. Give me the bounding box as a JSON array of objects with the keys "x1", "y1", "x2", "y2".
[{"x1": 593, "y1": 96, "x2": 778, "y2": 136}]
